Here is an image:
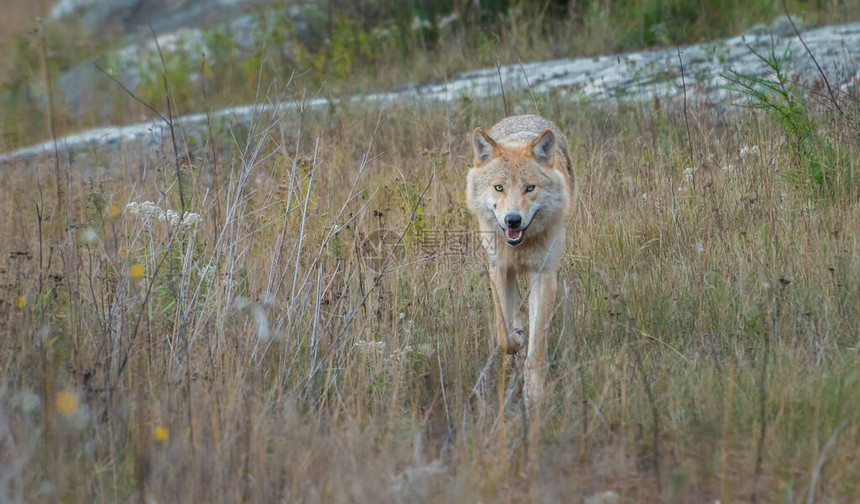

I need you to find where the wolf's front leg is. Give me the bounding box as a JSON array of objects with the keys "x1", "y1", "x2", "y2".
[
  {"x1": 489, "y1": 264, "x2": 524, "y2": 354},
  {"x1": 525, "y1": 271, "x2": 557, "y2": 405}
]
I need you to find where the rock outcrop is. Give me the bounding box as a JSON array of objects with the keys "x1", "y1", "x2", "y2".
[{"x1": 2, "y1": 17, "x2": 858, "y2": 165}]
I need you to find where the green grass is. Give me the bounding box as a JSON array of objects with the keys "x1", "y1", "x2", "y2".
[{"x1": 1, "y1": 71, "x2": 860, "y2": 501}]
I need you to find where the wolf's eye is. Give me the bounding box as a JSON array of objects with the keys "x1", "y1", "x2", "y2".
[
  {"x1": 493, "y1": 184, "x2": 504, "y2": 192},
  {"x1": 525, "y1": 184, "x2": 536, "y2": 193}
]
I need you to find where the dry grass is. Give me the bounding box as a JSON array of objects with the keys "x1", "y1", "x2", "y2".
[
  {"x1": 0, "y1": 0, "x2": 51, "y2": 47},
  {"x1": 1, "y1": 81, "x2": 860, "y2": 503}
]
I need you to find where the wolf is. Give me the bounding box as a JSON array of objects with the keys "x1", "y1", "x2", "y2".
[{"x1": 466, "y1": 115, "x2": 574, "y2": 404}]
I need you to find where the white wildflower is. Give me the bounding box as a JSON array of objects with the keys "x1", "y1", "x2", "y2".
[
  {"x1": 411, "y1": 16, "x2": 431, "y2": 31},
  {"x1": 81, "y1": 227, "x2": 99, "y2": 244},
  {"x1": 182, "y1": 212, "x2": 202, "y2": 227},
  {"x1": 252, "y1": 304, "x2": 273, "y2": 340},
  {"x1": 125, "y1": 200, "x2": 165, "y2": 222},
  {"x1": 739, "y1": 145, "x2": 760, "y2": 157},
  {"x1": 438, "y1": 12, "x2": 458, "y2": 29},
  {"x1": 233, "y1": 295, "x2": 251, "y2": 310},
  {"x1": 10, "y1": 390, "x2": 41, "y2": 414},
  {"x1": 387, "y1": 345, "x2": 416, "y2": 365},
  {"x1": 38, "y1": 323, "x2": 50, "y2": 341},
  {"x1": 126, "y1": 200, "x2": 200, "y2": 232},
  {"x1": 355, "y1": 340, "x2": 387, "y2": 356},
  {"x1": 683, "y1": 167, "x2": 695, "y2": 182},
  {"x1": 166, "y1": 209, "x2": 202, "y2": 231},
  {"x1": 356, "y1": 339, "x2": 433, "y2": 365}
]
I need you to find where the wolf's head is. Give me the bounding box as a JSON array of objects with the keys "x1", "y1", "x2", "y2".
[{"x1": 467, "y1": 127, "x2": 570, "y2": 247}]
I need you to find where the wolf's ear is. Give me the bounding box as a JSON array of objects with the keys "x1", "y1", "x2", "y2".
[
  {"x1": 472, "y1": 128, "x2": 497, "y2": 166},
  {"x1": 531, "y1": 129, "x2": 556, "y2": 166}
]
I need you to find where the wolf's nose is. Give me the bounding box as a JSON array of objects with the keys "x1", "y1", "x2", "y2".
[{"x1": 505, "y1": 214, "x2": 522, "y2": 229}]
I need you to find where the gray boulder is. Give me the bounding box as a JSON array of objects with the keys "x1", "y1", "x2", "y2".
[{"x1": 52, "y1": 0, "x2": 250, "y2": 36}]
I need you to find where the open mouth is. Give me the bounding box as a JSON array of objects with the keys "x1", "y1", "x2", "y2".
[{"x1": 505, "y1": 228, "x2": 524, "y2": 246}]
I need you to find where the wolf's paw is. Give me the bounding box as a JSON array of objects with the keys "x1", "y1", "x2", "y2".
[{"x1": 503, "y1": 327, "x2": 525, "y2": 355}]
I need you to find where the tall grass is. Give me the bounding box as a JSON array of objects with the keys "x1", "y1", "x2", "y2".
[{"x1": 2, "y1": 67, "x2": 860, "y2": 501}]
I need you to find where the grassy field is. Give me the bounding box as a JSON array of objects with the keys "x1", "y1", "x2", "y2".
[{"x1": 2, "y1": 56, "x2": 860, "y2": 502}]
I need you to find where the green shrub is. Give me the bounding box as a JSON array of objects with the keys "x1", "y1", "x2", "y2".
[{"x1": 725, "y1": 42, "x2": 850, "y2": 196}]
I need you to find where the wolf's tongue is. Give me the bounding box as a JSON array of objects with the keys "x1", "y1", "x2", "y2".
[{"x1": 506, "y1": 229, "x2": 522, "y2": 240}]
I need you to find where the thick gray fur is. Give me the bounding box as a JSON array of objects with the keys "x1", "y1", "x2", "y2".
[{"x1": 487, "y1": 115, "x2": 573, "y2": 177}]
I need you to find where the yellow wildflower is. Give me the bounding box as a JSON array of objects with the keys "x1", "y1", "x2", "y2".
[
  {"x1": 15, "y1": 295, "x2": 27, "y2": 309},
  {"x1": 153, "y1": 427, "x2": 169, "y2": 442},
  {"x1": 129, "y1": 263, "x2": 144, "y2": 278},
  {"x1": 55, "y1": 391, "x2": 78, "y2": 415}
]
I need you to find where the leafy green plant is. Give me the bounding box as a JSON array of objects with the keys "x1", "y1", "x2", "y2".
[
  {"x1": 724, "y1": 42, "x2": 849, "y2": 195},
  {"x1": 291, "y1": 10, "x2": 397, "y2": 86},
  {"x1": 138, "y1": 47, "x2": 197, "y2": 113}
]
